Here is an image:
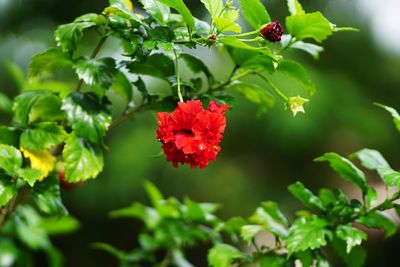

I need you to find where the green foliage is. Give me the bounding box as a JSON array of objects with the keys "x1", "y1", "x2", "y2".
[
  {"x1": 20, "y1": 122, "x2": 67, "y2": 152},
  {"x1": 239, "y1": 0, "x2": 270, "y2": 29}
]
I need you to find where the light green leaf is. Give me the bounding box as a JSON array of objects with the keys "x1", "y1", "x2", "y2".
[
  {"x1": 240, "y1": 56, "x2": 274, "y2": 73},
  {"x1": 287, "y1": 0, "x2": 305, "y2": 16},
  {"x1": 40, "y1": 216, "x2": 80, "y2": 235},
  {"x1": 286, "y1": 216, "x2": 332, "y2": 255},
  {"x1": 249, "y1": 207, "x2": 288, "y2": 238},
  {"x1": 336, "y1": 225, "x2": 367, "y2": 253},
  {"x1": 376, "y1": 167, "x2": 400, "y2": 188},
  {"x1": 4, "y1": 61, "x2": 26, "y2": 91},
  {"x1": 288, "y1": 181, "x2": 325, "y2": 211},
  {"x1": 62, "y1": 92, "x2": 112, "y2": 143},
  {"x1": 31, "y1": 174, "x2": 68, "y2": 216},
  {"x1": 365, "y1": 187, "x2": 377, "y2": 208},
  {"x1": 240, "y1": 225, "x2": 264, "y2": 243},
  {"x1": 351, "y1": 148, "x2": 389, "y2": 170},
  {"x1": 214, "y1": 10, "x2": 241, "y2": 33},
  {"x1": 144, "y1": 180, "x2": 164, "y2": 206},
  {"x1": 208, "y1": 244, "x2": 245, "y2": 267},
  {"x1": 375, "y1": 104, "x2": 400, "y2": 133},
  {"x1": 0, "y1": 92, "x2": 12, "y2": 114},
  {"x1": 0, "y1": 144, "x2": 22, "y2": 176},
  {"x1": 29, "y1": 48, "x2": 72, "y2": 78},
  {"x1": 0, "y1": 176, "x2": 16, "y2": 207},
  {"x1": 91, "y1": 242, "x2": 126, "y2": 260},
  {"x1": 20, "y1": 122, "x2": 67, "y2": 152},
  {"x1": 277, "y1": 59, "x2": 316, "y2": 96},
  {"x1": 357, "y1": 211, "x2": 396, "y2": 238},
  {"x1": 200, "y1": 0, "x2": 224, "y2": 18},
  {"x1": 139, "y1": 0, "x2": 170, "y2": 24},
  {"x1": 286, "y1": 12, "x2": 332, "y2": 42},
  {"x1": 109, "y1": 0, "x2": 133, "y2": 13},
  {"x1": 291, "y1": 40, "x2": 324, "y2": 59},
  {"x1": 62, "y1": 133, "x2": 104, "y2": 182},
  {"x1": 17, "y1": 168, "x2": 43, "y2": 187},
  {"x1": 315, "y1": 152, "x2": 367, "y2": 192},
  {"x1": 239, "y1": 0, "x2": 271, "y2": 29},
  {"x1": 232, "y1": 82, "x2": 275, "y2": 115},
  {"x1": 157, "y1": 0, "x2": 195, "y2": 30},
  {"x1": 260, "y1": 201, "x2": 288, "y2": 226}
]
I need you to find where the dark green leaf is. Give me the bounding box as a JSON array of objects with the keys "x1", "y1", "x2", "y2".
[
  {"x1": 0, "y1": 127, "x2": 19, "y2": 147},
  {"x1": 0, "y1": 175, "x2": 16, "y2": 207},
  {"x1": 376, "y1": 104, "x2": 400, "y2": 133},
  {"x1": 286, "y1": 216, "x2": 332, "y2": 255},
  {"x1": 208, "y1": 244, "x2": 245, "y2": 267},
  {"x1": 336, "y1": 224, "x2": 367, "y2": 253},
  {"x1": 180, "y1": 54, "x2": 213, "y2": 82},
  {"x1": 286, "y1": 12, "x2": 332, "y2": 42},
  {"x1": 259, "y1": 254, "x2": 288, "y2": 267},
  {"x1": 91, "y1": 242, "x2": 126, "y2": 260},
  {"x1": 112, "y1": 71, "x2": 132, "y2": 102},
  {"x1": 20, "y1": 122, "x2": 67, "y2": 152},
  {"x1": 288, "y1": 181, "x2": 325, "y2": 211},
  {"x1": 232, "y1": 82, "x2": 275, "y2": 115},
  {"x1": 62, "y1": 132, "x2": 104, "y2": 182},
  {"x1": 126, "y1": 53, "x2": 174, "y2": 79},
  {"x1": 148, "y1": 26, "x2": 176, "y2": 43},
  {"x1": 315, "y1": 152, "x2": 367, "y2": 192},
  {"x1": 157, "y1": 0, "x2": 195, "y2": 30},
  {"x1": 331, "y1": 238, "x2": 366, "y2": 267},
  {"x1": 357, "y1": 211, "x2": 396, "y2": 238},
  {"x1": 29, "y1": 48, "x2": 73, "y2": 78},
  {"x1": 139, "y1": 0, "x2": 170, "y2": 24},
  {"x1": 240, "y1": 56, "x2": 275, "y2": 73},
  {"x1": 318, "y1": 188, "x2": 336, "y2": 208},
  {"x1": 0, "y1": 92, "x2": 12, "y2": 114},
  {"x1": 0, "y1": 144, "x2": 22, "y2": 176},
  {"x1": 62, "y1": 92, "x2": 112, "y2": 143},
  {"x1": 277, "y1": 60, "x2": 316, "y2": 96},
  {"x1": 239, "y1": 0, "x2": 271, "y2": 29},
  {"x1": 31, "y1": 174, "x2": 68, "y2": 216},
  {"x1": 0, "y1": 239, "x2": 19, "y2": 267}
]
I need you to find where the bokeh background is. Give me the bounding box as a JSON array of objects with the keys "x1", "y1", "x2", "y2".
[{"x1": 1, "y1": 0, "x2": 400, "y2": 266}]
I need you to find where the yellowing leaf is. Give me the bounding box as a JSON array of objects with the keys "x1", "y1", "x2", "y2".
[
  {"x1": 124, "y1": 0, "x2": 133, "y2": 11},
  {"x1": 20, "y1": 147, "x2": 56, "y2": 181}
]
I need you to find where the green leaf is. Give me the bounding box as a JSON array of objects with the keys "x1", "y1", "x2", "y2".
[
  {"x1": 287, "y1": 0, "x2": 305, "y2": 16},
  {"x1": 351, "y1": 148, "x2": 389, "y2": 170},
  {"x1": 13, "y1": 90, "x2": 63, "y2": 126},
  {"x1": 286, "y1": 216, "x2": 332, "y2": 255},
  {"x1": 240, "y1": 224, "x2": 264, "y2": 243},
  {"x1": 365, "y1": 187, "x2": 377, "y2": 208},
  {"x1": 331, "y1": 238, "x2": 366, "y2": 267},
  {"x1": 219, "y1": 216, "x2": 247, "y2": 235},
  {"x1": 55, "y1": 14, "x2": 106, "y2": 53},
  {"x1": 20, "y1": 122, "x2": 67, "y2": 152},
  {"x1": 239, "y1": 0, "x2": 271, "y2": 29},
  {"x1": 29, "y1": 48, "x2": 72, "y2": 78},
  {"x1": 157, "y1": 0, "x2": 195, "y2": 30},
  {"x1": 208, "y1": 244, "x2": 245, "y2": 267},
  {"x1": 4, "y1": 60, "x2": 26, "y2": 91},
  {"x1": 249, "y1": 207, "x2": 288, "y2": 238},
  {"x1": 180, "y1": 54, "x2": 213, "y2": 83},
  {"x1": 259, "y1": 255, "x2": 288, "y2": 267},
  {"x1": 315, "y1": 152, "x2": 367, "y2": 192},
  {"x1": 17, "y1": 168, "x2": 43, "y2": 187},
  {"x1": 144, "y1": 180, "x2": 164, "y2": 206},
  {"x1": 200, "y1": 0, "x2": 224, "y2": 18},
  {"x1": 214, "y1": 10, "x2": 241, "y2": 33},
  {"x1": 62, "y1": 132, "x2": 104, "y2": 182},
  {"x1": 111, "y1": 71, "x2": 132, "y2": 102},
  {"x1": 0, "y1": 239, "x2": 19, "y2": 267},
  {"x1": 375, "y1": 104, "x2": 400, "y2": 133},
  {"x1": 240, "y1": 56, "x2": 274, "y2": 73},
  {"x1": 126, "y1": 53, "x2": 174, "y2": 79},
  {"x1": 109, "y1": 0, "x2": 133, "y2": 13},
  {"x1": 74, "y1": 57, "x2": 117, "y2": 96},
  {"x1": 291, "y1": 40, "x2": 324, "y2": 59},
  {"x1": 336, "y1": 225, "x2": 367, "y2": 253},
  {"x1": 139, "y1": 0, "x2": 170, "y2": 24},
  {"x1": 91, "y1": 242, "x2": 126, "y2": 260},
  {"x1": 288, "y1": 182, "x2": 325, "y2": 211},
  {"x1": 31, "y1": 174, "x2": 67, "y2": 216},
  {"x1": 0, "y1": 127, "x2": 19, "y2": 147},
  {"x1": 277, "y1": 59, "x2": 316, "y2": 96},
  {"x1": 232, "y1": 82, "x2": 275, "y2": 115},
  {"x1": 357, "y1": 211, "x2": 396, "y2": 238},
  {"x1": 0, "y1": 144, "x2": 22, "y2": 176},
  {"x1": 286, "y1": 12, "x2": 332, "y2": 42},
  {"x1": 39, "y1": 216, "x2": 80, "y2": 235},
  {"x1": 0, "y1": 92, "x2": 12, "y2": 114},
  {"x1": 376, "y1": 167, "x2": 400, "y2": 188},
  {"x1": 62, "y1": 92, "x2": 112, "y2": 143},
  {"x1": 261, "y1": 201, "x2": 288, "y2": 226},
  {"x1": 0, "y1": 176, "x2": 16, "y2": 207}
]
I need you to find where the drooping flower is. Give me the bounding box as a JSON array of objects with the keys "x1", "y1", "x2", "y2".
[
  {"x1": 260, "y1": 20, "x2": 284, "y2": 42},
  {"x1": 156, "y1": 100, "x2": 229, "y2": 168}
]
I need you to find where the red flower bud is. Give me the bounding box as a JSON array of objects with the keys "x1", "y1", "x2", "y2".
[
  {"x1": 260, "y1": 20, "x2": 284, "y2": 42},
  {"x1": 59, "y1": 171, "x2": 83, "y2": 189},
  {"x1": 156, "y1": 100, "x2": 229, "y2": 168},
  {"x1": 209, "y1": 35, "x2": 217, "y2": 42}
]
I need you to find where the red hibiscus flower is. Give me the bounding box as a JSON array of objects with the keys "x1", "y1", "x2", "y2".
[{"x1": 156, "y1": 100, "x2": 229, "y2": 168}]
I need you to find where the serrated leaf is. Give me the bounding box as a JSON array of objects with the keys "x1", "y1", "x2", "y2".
[
  {"x1": 336, "y1": 225, "x2": 367, "y2": 253},
  {"x1": 139, "y1": 0, "x2": 170, "y2": 24},
  {"x1": 157, "y1": 0, "x2": 194, "y2": 30},
  {"x1": 376, "y1": 104, "x2": 400, "y2": 133},
  {"x1": 352, "y1": 148, "x2": 389, "y2": 170},
  {"x1": 31, "y1": 174, "x2": 67, "y2": 216},
  {"x1": 315, "y1": 152, "x2": 367, "y2": 192},
  {"x1": 20, "y1": 122, "x2": 67, "y2": 152},
  {"x1": 249, "y1": 207, "x2": 288, "y2": 238},
  {"x1": 357, "y1": 211, "x2": 397, "y2": 238},
  {"x1": 62, "y1": 92, "x2": 112, "y2": 143},
  {"x1": 29, "y1": 48, "x2": 72, "y2": 78},
  {"x1": 232, "y1": 82, "x2": 275, "y2": 115},
  {"x1": 277, "y1": 59, "x2": 316, "y2": 96},
  {"x1": 20, "y1": 147, "x2": 56, "y2": 181},
  {"x1": 0, "y1": 144, "x2": 22, "y2": 176},
  {"x1": 17, "y1": 168, "x2": 43, "y2": 187},
  {"x1": 239, "y1": 0, "x2": 271, "y2": 29},
  {"x1": 0, "y1": 176, "x2": 16, "y2": 207},
  {"x1": 208, "y1": 244, "x2": 245, "y2": 267},
  {"x1": 287, "y1": 0, "x2": 305, "y2": 16},
  {"x1": 62, "y1": 133, "x2": 104, "y2": 182},
  {"x1": 286, "y1": 216, "x2": 332, "y2": 255},
  {"x1": 74, "y1": 57, "x2": 117, "y2": 96},
  {"x1": 13, "y1": 90, "x2": 63, "y2": 126},
  {"x1": 288, "y1": 181, "x2": 325, "y2": 211},
  {"x1": 200, "y1": 0, "x2": 224, "y2": 18},
  {"x1": 286, "y1": 12, "x2": 332, "y2": 42}
]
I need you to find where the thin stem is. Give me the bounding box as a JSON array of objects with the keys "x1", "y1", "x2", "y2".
[
  {"x1": 237, "y1": 37, "x2": 263, "y2": 42},
  {"x1": 174, "y1": 50, "x2": 184, "y2": 102},
  {"x1": 256, "y1": 74, "x2": 288, "y2": 102},
  {"x1": 76, "y1": 35, "x2": 108, "y2": 92},
  {"x1": 108, "y1": 103, "x2": 149, "y2": 132},
  {"x1": 233, "y1": 30, "x2": 258, "y2": 38}
]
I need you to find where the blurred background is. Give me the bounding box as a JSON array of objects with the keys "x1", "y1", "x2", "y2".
[{"x1": 1, "y1": 0, "x2": 400, "y2": 266}]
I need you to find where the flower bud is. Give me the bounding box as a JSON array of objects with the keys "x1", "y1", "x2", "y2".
[{"x1": 260, "y1": 21, "x2": 284, "y2": 42}]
